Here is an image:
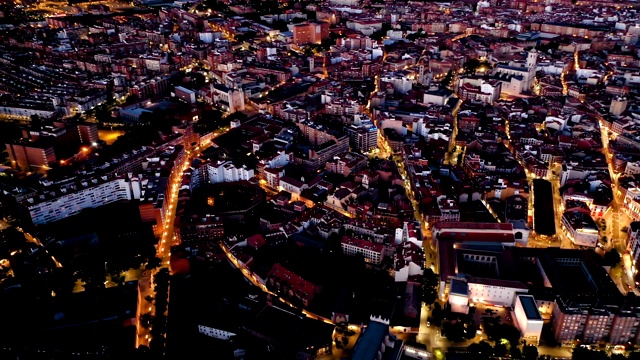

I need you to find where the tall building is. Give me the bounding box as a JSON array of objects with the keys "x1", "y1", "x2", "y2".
[
  {"x1": 347, "y1": 115, "x2": 378, "y2": 152},
  {"x1": 77, "y1": 123, "x2": 99, "y2": 145},
  {"x1": 292, "y1": 21, "x2": 330, "y2": 45},
  {"x1": 6, "y1": 139, "x2": 57, "y2": 172}
]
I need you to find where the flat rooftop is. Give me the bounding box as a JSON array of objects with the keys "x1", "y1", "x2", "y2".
[
  {"x1": 518, "y1": 295, "x2": 542, "y2": 321},
  {"x1": 450, "y1": 278, "x2": 469, "y2": 296}
]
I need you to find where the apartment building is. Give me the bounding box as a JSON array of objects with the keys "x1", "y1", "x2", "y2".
[
  {"x1": 561, "y1": 209, "x2": 599, "y2": 248},
  {"x1": 6, "y1": 140, "x2": 57, "y2": 172},
  {"x1": 292, "y1": 21, "x2": 330, "y2": 45},
  {"x1": 206, "y1": 160, "x2": 254, "y2": 183},
  {"x1": 26, "y1": 176, "x2": 136, "y2": 224},
  {"x1": 341, "y1": 236, "x2": 384, "y2": 264}
]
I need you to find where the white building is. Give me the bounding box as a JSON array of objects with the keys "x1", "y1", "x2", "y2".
[
  {"x1": 279, "y1": 176, "x2": 307, "y2": 199},
  {"x1": 513, "y1": 295, "x2": 543, "y2": 344},
  {"x1": 197, "y1": 325, "x2": 236, "y2": 340},
  {"x1": 379, "y1": 73, "x2": 413, "y2": 94},
  {"x1": 623, "y1": 188, "x2": 640, "y2": 222},
  {"x1": 346, "y1": 19, "x2": 384, "y2": 34},
  {"x1": 259, "y1": 150, "x2": 291, "y2": 168},
  {"x1": 561, "y1": 210, "x2": 599, "y2": 248},
  {"x1": 492, "y1": 50, "x2": 538, "y2": 96},
  {"x1": 625, "y1": 161, "x2": 640, "y2": 175},
  {"x1": 448, "y1": 278, "x2": 470, "y2": 314},
  {"x1": 206, "y1": 161, "x2": 254, "y2": 183},
  {"x1": 394, "y1": 241, "x2": 424, "y2": 282},
  {"x1": 27, "y1": 177, "x2": 136, "y2": 225},
  {"x1": 466, "y1": 276, "x2": 528, "y2": 307},
  {"x1": 206, "y1": 83, "x2": 245, "y2": 113}
]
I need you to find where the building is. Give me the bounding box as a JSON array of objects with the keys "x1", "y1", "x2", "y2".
[
  {"x1": 175, "y1": 86, "x2": 196, "y2": 104},
  {"x1": 561, "y1": 209, "x2": 599, "y2": 248},
  {"x1": 456, "y1": 78, "x2": 502, "y2": 104},
  {"x1": 267, "y1": 263, "x2": 319, "y2": 307},
  {"x1": 325, "y1": 152, "x2": 367, "y2": 176},
  {"x1": 197, "y1": 324, "x2": 236, "y2": 340},
  {"x1": 77, "y1": 123, "x2": 99, "y2": 145},
  {"x1": 178, "y1": 215, "x2": 225, "y2": 244},
  {"x1": 292, "y1": 21, "x2": 329, "y2": 45},
  {"x1": 26, "y1": 176, "x2": 137, "y2": 225},
  {"x1": 341, "y1": 236, "x2": 384, "y2": 264},
  {"x1": 6, "y1": 139, "x2": 57, "y2": 172},
  {"x1": 467, "y1": 277, "x2": 528, "y2": 308},
  {"x1": 623, "y1": 188, "x2": 640, "y2": 222},
  {"x1": 201, "y1": 83, "x2": 245, "y2": 113},
  {"x1": 448, "y1": 278, "x2": 470, "y2": 314},
  {"x1": 553, "y1": 298, "x2": 588, "y2": 344},
  {"x1": 394, "y1": 241, "x2": 424, "y2": 282},
  {"x1": 206, "y1": 160, "x2": 254, "y2": 183},
  {"x1": 279, "y1": 176, "x2": 308, "y2": 199},
  {"x1": 351, "y1": 315, "x2": 402, "y2": 360},
  {"x1": 627, "y1": 222, "x2": 640, "y2": 279},
  {"x1": 346, "y1": 117, "x2": 378, "y2": 152},
  {"x1": 513, "y1": 295, "x2": 543, "y2": 344}
]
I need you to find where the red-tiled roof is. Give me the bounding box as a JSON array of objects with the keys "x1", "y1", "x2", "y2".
[{"x1": 268, "y1": 263, "x2": 318, "y2": 301}]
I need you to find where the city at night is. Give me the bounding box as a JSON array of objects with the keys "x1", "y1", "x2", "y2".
[{"x1": 0, "y1": 0, "x2": 640, "y2": 359}]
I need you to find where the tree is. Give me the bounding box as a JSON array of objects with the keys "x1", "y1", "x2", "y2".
[
  {"x1": 146, "y1": 257, "x2": 162, "y2": 269},
  {"x1": 464, "y1": 58, "x2": 481, "y2": 74},
  {"x1": 139, "y1": 313, "x2": 154, "y2": 329},
  {"x1": 605, "y1": 249, "x2": 621, "y2": 266},
  {"x1": 441, "y1": 70, "x2": 454, "y2": 87},
  {"x1": 442, "y1": 320, "x2": 476, "y2": 342},
  {"x1": 468, "y1": 341, "x2": 491, "y2": 360},
  {"x1": 510, "y1": 346, "x2": 522, "y2": 359},
  {"x1": 522, "y1": 344, "x2": 538, "y2": 360},
  {"x1": 493, "y1": 343, "x2": 507, "y2": 357},
  {"x1": 421, "y1": 268, "x2": 439, "y2": 305},
  {"x1": 572, "y1": 347, "x2": 609, "y2": 360},
  {"x1": 430, "y1": 302, "x2": 443, "y2": 326},
  {"x1": 406, "y1": 29, "x2": 425, "y2": 42}
]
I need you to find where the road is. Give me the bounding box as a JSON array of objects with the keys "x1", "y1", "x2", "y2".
[
  {"x1": 549, "y1": 169, "x2": 575, "y2": 249},
  {"x1": 135, "y1": 144, "x2": 199, "y2": 349}
]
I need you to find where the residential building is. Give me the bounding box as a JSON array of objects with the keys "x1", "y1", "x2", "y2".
[
  {"x1": 325, "y1": 152, "x2": 367, "y2": 176},
  {"x1": 346, "y1": 119, "x2": 378, "y2": 152},
  {"x1": 26, "y1": 176, "x2": 136, "y2": 224},
  {"x1": 561, "y1": 209, "x2": 599, "y2": 248},
  {"x1": 206, "y1": 160, "x2": 254, "y2": 183},
  {"x1": 292, "y1": 21, "x2": 329, "y2": 45},
  {"x1": 341, "y1": 236, "x2": 384, "y2": 264},
  {"x1": 6, "y1": 139, "x2": 57, "y2": 172},
  {"x1": 267, "y1": 263, "x2": 319, "y2": 307}
]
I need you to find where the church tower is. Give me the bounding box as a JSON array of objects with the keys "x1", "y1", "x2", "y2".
[{"x1": 527, "y1": 49, "x2": 539, "y2": 69}]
